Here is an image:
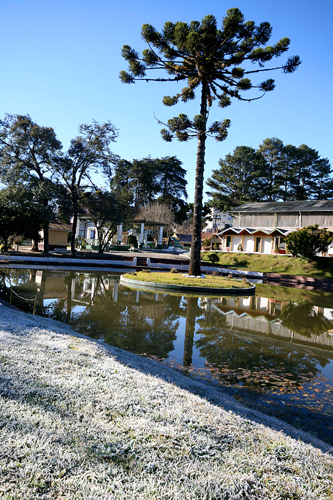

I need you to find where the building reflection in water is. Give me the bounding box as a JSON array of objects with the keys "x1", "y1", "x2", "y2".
[
  {"x1": 2, "y1": 268, "x2": 333, "y2": 362},
  {"x1": 2, "y1": 268, "x2": 333, "y2": 446},
  {"x1": 203, "y1": 295, "x2": 333, "y2": 349}
]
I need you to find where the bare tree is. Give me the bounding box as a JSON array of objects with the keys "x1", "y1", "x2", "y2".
[{"x1": 139, "y1": 201, "x2": 175, "y2": 226}]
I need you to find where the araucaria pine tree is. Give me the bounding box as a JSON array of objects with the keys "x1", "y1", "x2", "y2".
[{"x1": 120, "y1": 9, "x2": 301, "y2": 275}]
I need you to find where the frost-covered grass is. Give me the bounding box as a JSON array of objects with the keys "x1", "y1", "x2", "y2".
[{"x1": 0, "y1": 306, "x2": 332, "y2": 499}]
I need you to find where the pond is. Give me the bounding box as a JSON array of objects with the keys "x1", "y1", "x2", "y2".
[{"x1": 1, "y1": 268, "x2": 333, "y2": 445}]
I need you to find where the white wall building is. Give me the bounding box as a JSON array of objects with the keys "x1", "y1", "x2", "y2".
[
  {"x1": 218, "y1": 201, "x2": 333, "y2": 255},
  {"x1": 204, "y1": 207, "x2": 233, "y2": 232}
]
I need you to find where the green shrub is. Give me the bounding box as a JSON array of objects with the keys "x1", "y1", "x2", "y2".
[
  {"x1": 127, "y1": 235, "x2": 138, "y2": 248},
  {"x1": 14, "y1": 235, "x2": 23, "y2": 245},
  {"x1": 208, "y1": 253, "x2": 219, "y2": 264},
  {"x1": 213, "y1": 242, "x2": 220, "y2": 250},
  {"x1": 203, "y1": 237, "x2": 210, "y2": 247},
  {"x1": 285, "y1": 225, "x2": 333, "y2": 260}
]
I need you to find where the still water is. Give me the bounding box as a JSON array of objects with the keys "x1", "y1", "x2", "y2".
[{"x1": 1, "y1": 268, "x2": 333, "y2": 444}]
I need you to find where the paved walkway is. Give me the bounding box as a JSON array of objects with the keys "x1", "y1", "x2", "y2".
[{"x1": 14, "y1": 248, "x2": 190, "y2": 262}]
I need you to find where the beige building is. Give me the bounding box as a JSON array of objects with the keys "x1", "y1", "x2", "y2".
[
  {"x1": 219, "y1": 201, "x2": 333, "y2": 255},
  {"x1": 39, "y1": 223, "x2": 72, "y2": 251}
]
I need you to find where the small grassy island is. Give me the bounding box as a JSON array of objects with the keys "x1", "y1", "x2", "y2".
[{"x1": 120, "y1": 271, "x2": 255, "y2": 294}]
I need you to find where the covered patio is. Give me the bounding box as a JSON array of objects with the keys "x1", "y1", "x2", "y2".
[
  {"x1": 117, "y1": 219, "x2": 167, "y2": 249},
  {"x1": 75, "y1": 216, "x2": 169, "y2": 250}
]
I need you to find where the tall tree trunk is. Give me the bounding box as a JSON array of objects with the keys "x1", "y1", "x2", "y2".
[
  {"x1": 3, "y1": 237, "x2": 9, "y2": 252},
  {"x1": 42, "y1": 221, "x2": 49, "y2": 253},
  {"x1": 42, "y1": 198, "x2": 50, "y2": 253},
  {"x1": 31, "y1": 239, "x2": 39, "y2": 252},
  {"x1": 36, "y1": 271, "x2": 46, "y2": 314},
  {"x1": 183, "y1": 297, "x2": 197, "y2": 367},
  {"x1": 189, "y1": 81, "x2": 208, "y2": 276},
  {"x1": 71, "y1": 199, "x2": 78, "y2": 256},
  {"x1": 98, "y1": 230, "x2": 104, "y2": 253},
  {"x1": 66, "y1": 272, "x2": 73, "y2": 323}
]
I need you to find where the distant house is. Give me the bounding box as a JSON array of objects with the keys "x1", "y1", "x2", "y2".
[
  {"x1": 175, "y1": 233, "x2": 192, "y2": 249},
  {"x1": 204, "y1": 207, "x2": 233, "y2": 232},
  {"x1": 173, "y1": 232, "x2": 221, "y2": 250},
  {"x1": 219, "y1": 201, "x2": 333, "y2": 255},
  {"x1": 39, "y1": 223, "x2": 72, "y2": 251}
]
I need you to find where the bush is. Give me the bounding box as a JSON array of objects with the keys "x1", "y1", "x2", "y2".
[
  {"x1": 213, "y1": 242, "x2": 220, "y2": 250},
  {"x1": 14, "y1": 235, "x2": 23, "y2": 245},
  {"x1": 285, "y1": 225, "x2": 333, "y2": 260},
  {"x1": 127, "y1": 235, "x2": 138, "y2": 248},
  {"x1": 203, "y1": 237, "x2": 210, "y2": 247},
  {"x1": 207, "y1": 253, "x2": 219, "y2": 264}
]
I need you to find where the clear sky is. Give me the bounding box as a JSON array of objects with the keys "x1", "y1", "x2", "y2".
[{"x1": 1, "y1": 0, "x2": 332, "y2": 202}]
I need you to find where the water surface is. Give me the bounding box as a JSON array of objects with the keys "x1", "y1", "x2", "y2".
[{"x1": 1, "y1": 268, "x2": 332, "y2": 444}]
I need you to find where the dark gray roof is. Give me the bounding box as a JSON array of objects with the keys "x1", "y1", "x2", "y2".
[
  {"x1": 176, "y1": 233, "x2": 192, "y2": 242},
  {"x1": 230, "y1": 200, "x2": 333, "y2": 213}
]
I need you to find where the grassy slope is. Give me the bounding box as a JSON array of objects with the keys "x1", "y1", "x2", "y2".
[
  {"x1": 202, "y1": 252, "x2": 333, "y2": 279},
  {"x1": 1, "y1": 308, "x2": 332, "y2": 499}
]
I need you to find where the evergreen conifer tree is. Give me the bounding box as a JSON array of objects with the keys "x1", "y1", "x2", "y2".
[{"x1": 120, "y1": 10, "x2": 300, "y2": 275}]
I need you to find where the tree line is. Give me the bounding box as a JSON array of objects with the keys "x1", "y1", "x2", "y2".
[
  {"x1": 108, "y1": 156, "x2": 188, "y2": 222},
  {"x1": 0, "y1": 114, "x2": 188, "y2": 253},
  {"x1": 207, "y1": 138, "x2": 332, "y2": 210}
]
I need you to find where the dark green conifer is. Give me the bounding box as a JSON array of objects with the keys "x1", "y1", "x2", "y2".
[{"x1": 120, "y1": 10, "x2": 300, "y2": 274}]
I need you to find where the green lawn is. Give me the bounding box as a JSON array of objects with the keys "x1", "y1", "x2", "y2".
[
  {"x1": 123, "y1": 271, "x2": 253, "y2": 289},
  {"x1": 202, "y1": 252, "x2": 333, "y2": 279}
]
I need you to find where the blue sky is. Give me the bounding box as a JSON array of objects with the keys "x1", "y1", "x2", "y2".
[{"x1": 1, "y1": 0, "x2": 332, "y2": 202}]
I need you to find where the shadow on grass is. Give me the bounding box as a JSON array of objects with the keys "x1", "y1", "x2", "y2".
[{"x1": 313, "y1": 257, "x2": 333, "y2": 278}]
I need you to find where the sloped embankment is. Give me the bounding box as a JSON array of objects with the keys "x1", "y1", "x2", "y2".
[{"x1": 0, "y1": 306, "x2": 332, "y2": 499}]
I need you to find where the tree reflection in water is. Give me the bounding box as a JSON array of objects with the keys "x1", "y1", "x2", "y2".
[
  {"x1": 280, "y1": 302, "x2": 332, "y2": 337},
  {"x1": 195, "y1": 320, "x2": 329, "y2": 390},
  {"x1": 67, "y1": 276, "x2": 182, "y2": 359},
  {"x1": 1, "y1": 269, "x2": 332, "y2": 384},
  {"x1": 1, "y1": 268, "x2": 333, "y2": 443},
  {"x1": 183, "y1": 297, "x2": 202, "y2": 367}
]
